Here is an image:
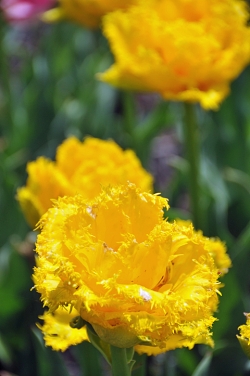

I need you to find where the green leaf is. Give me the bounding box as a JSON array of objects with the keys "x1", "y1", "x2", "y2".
[
  {"x1": 192, "y1": 352, "x2": 212, "y2": 376},
  {"x1": 32, "y1": 327, "x2": 70, "y2": 376},
  {"x1": 72, "y1": 341, "x2": 103, "y2": 376},
  {"x1": 0, "y1": 334, "x2": 12, "y2": 365}
]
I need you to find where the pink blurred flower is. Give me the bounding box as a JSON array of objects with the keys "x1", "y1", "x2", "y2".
[{"x1": 1, "y1": 0, "x2": 55, "y2": 23}]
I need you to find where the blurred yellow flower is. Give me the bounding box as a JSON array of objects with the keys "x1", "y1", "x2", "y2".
[
  {"x1": 237, "y1": 313, "x2": 250, "y2": 358},
  {"x1": 39, "y1": 307, "x2": 89, "y2": 351},
  {"x1": 34, "y1": 183, "x2": 228, "y2": 353},
  {"x1": 43, "y1": 0, "x2": 136, "y2": 28},
  {"x1": 204, "y1": 237, "x2": 231, "y2": 276},
  {"x1": 98, "y1": 0, "x2": 250, "y2": 110},
  {"x1": 17, "y1": 137, "x2": 153, "y2": 228}
]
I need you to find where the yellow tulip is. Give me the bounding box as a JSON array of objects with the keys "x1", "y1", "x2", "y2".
[
  {"x1": 98, "y1": 0, "x2": 250, "y2": 110},
  {"x1": 34, "y1": 183, "x2": 228, "y2": 353},
  {"x1": 17, "y1": 137, "x2": 153, "y2": 228}
]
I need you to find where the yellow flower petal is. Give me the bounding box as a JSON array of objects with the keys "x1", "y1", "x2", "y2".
[
  {"x1": 98, "y1": 0, "x2": 250, "y2": 110},
  {"x1": 34, "y1": 183, "x2": 229, "y2": 352},
  {"x1": 17, "y1": 157, "x2": 72, "y2": 228},
  {"x1": 43, "y1": 0, "x2": 137, "y2": 29},
  {"x1": 174, "y1": 220, "x2": 231, "y2": 276},
  {"x1": 17, "y1": 137, "x2": 153, "y2": 228},
  {"x1": 41, "y1": 8, "x2": 65, "y2": 23},
  {"x1": 237, "y1": 313, "x2": 250, "y2": 358},
  {"x1": 39, "y1": 307, "x2": 89, "y2": 351}
]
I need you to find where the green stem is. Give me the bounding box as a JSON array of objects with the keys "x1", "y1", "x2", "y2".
[
  {"x1": 110, "y1": 346, "x2": 131, "y2": 376},
  {"x1": 122, "y1": 91, "x2": 135, "y2": 139},
  {"x1": 182, "y1": 103, "x2": 202, "y2": 230}
]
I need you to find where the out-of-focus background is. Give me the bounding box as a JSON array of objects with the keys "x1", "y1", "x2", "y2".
[{"x1": 1, "y1": 11, "x2": 250, "y2": 376}]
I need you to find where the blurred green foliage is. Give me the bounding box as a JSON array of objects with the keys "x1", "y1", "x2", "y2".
[{"x1": 1, "y1": 14, "x2": 250, "y2": 376}]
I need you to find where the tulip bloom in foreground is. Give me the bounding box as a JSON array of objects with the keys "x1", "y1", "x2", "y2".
[
  {"x1": 34, "y1": 183, "x2": 230, "y2": 354},
  {"x1": 17, "y1": 137, "x2": 153, "y2": 228},
  {"x1": 1, "y1": 0, "x2": 54, "y2": 23},
  {"x1": 42, "y1": 0, "x2": 136, "y2": 29},
  {"x1": 98, "y1": 0, "x2": 250, "y2": 110}
]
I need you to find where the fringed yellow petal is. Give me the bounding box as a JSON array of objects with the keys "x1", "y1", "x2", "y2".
[
  {"x1": 237, "y1": 313, "x2": 250, "y2": 358},
  {"x1": 174, "y1": 219, "x2": 231, "y2": 275},
  {"x1": 39, "y1": 307, "x2": 89, "y2": 351}
]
